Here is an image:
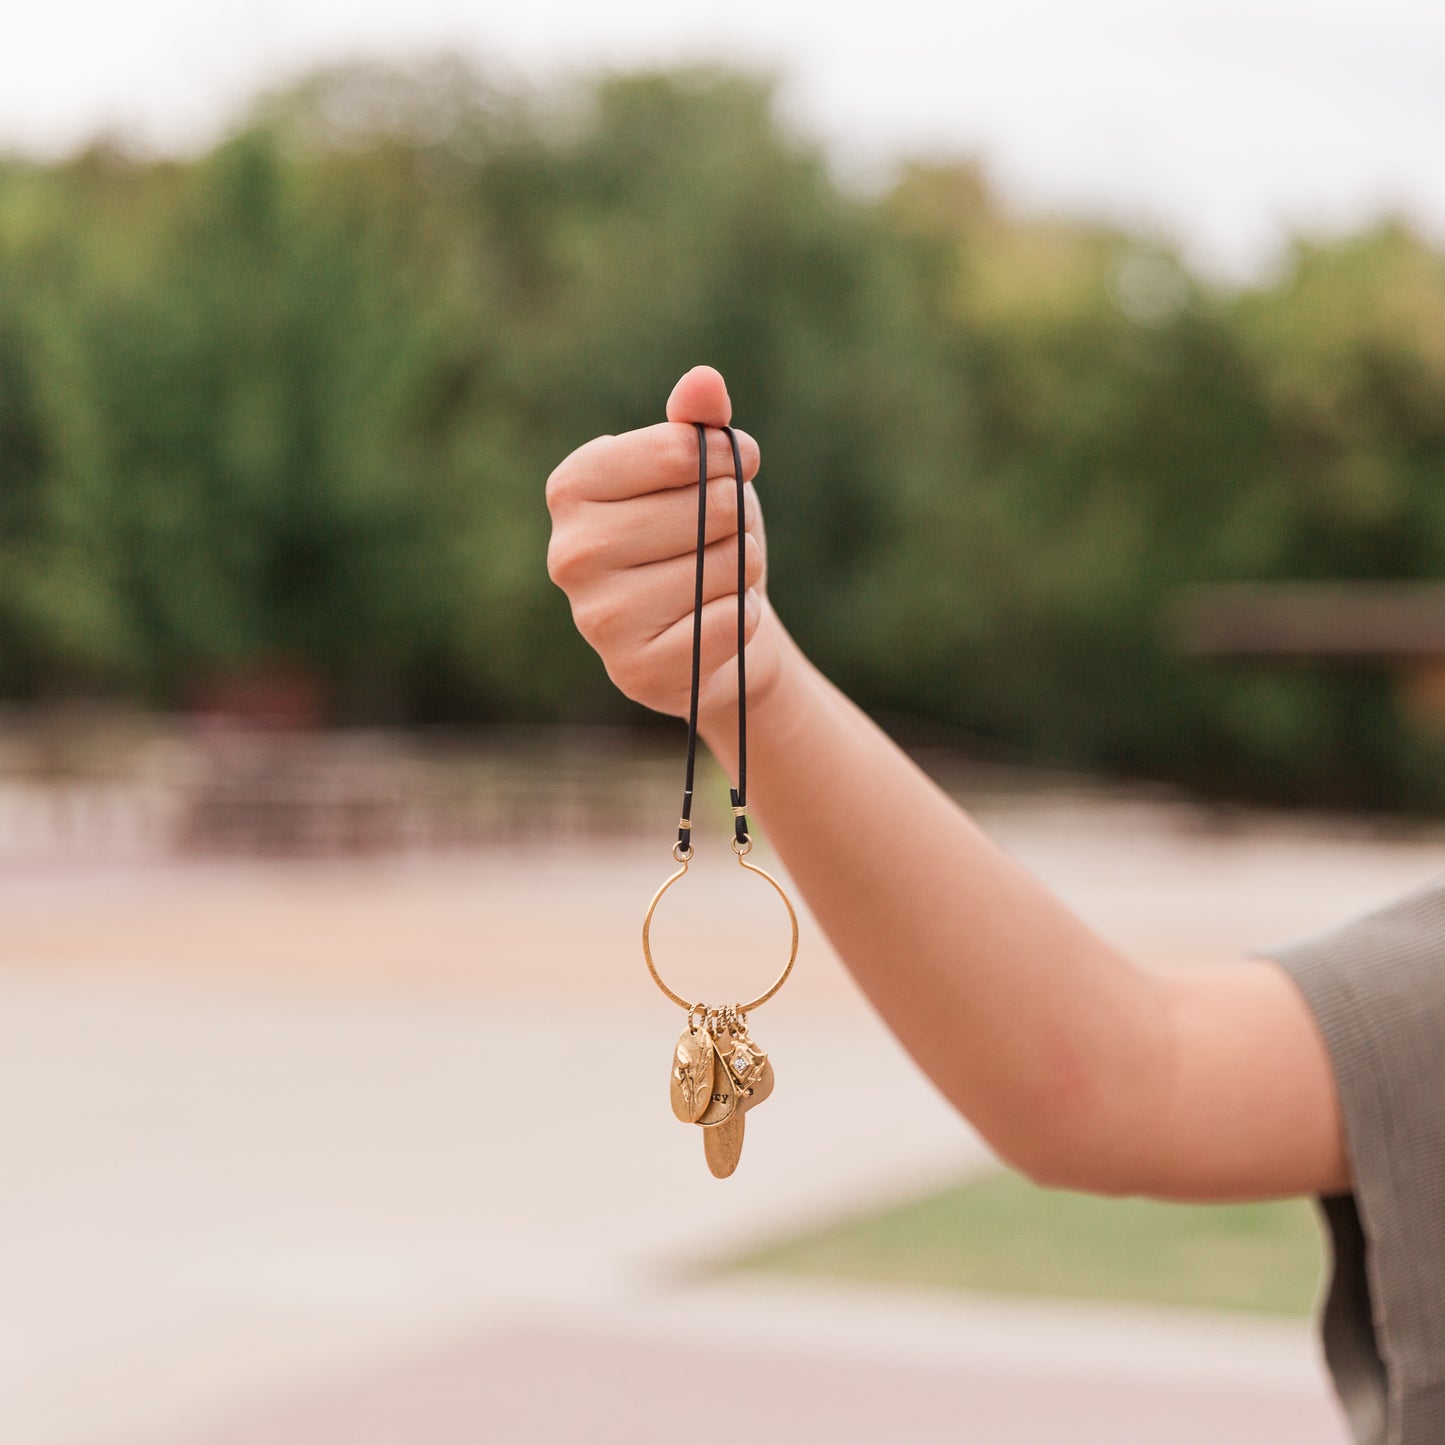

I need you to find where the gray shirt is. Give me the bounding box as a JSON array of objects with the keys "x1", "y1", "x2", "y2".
[{"x1": 1251, "y1": 877, "x2": 1445, "y2": 1445}]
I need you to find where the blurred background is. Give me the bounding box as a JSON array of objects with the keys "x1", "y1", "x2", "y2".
[{"x1": 3, "y1": 3, "x2": 1444, "y2": 1442}]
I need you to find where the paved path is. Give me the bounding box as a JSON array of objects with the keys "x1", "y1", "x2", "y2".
[
  {"x1": 0, "y1": 981, "x2": 984, "y2": 1445},
  {"x1": 152, "y1": 1291, "x2": 1348, "y2": 1445},
  {"x1": 6, "y1": 791, "x2": 1441, "y2": 1444}
]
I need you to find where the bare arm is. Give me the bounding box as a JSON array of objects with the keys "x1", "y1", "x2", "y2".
[
  {"x1": 702, "y1": 623, "x2": 1348, "y2": 1200},
  {"x1": 546, "y1": 365, "x2": 1348, "y2": 1202}
]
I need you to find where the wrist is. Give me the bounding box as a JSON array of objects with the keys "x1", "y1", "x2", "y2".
[{"x1": 698, "y1": 608, "x2": 814, "y2": 777}]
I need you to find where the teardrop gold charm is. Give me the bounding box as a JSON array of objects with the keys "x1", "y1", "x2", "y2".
[{"x1": 739, "y1": 1056, "x2": 774, "y2": 1113}]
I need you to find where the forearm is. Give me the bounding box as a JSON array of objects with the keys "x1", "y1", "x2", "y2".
[{"x1": 700, "y1": 614, "x2": 1174, "y2": 1193}]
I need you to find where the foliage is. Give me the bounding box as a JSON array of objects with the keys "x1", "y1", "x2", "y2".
[{"x1": 3, "y1": 60, "x2": 1444, "y2": 806}]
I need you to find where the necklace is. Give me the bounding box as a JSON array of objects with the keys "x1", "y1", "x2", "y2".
[{"x1": 640, "y1": 423, "x2": 799, "y2": 1178}]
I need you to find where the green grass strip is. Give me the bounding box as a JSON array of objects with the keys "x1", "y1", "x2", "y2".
[{"x1": 733, "y1": 1169, "x2": 1324, "y2": 1317}]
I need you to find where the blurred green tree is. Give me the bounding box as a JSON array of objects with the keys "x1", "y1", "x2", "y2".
[{"x1": 2, "y1": 60, "x2": 1444, "y2": 808}]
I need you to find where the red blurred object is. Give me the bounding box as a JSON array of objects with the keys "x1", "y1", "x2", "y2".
[{"x1": 188, "y1": 661, "x2": 327, "y2": 732}]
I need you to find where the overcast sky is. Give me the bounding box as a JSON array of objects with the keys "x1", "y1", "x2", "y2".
[{"x1": 4, "y1": 0, "x2": 1444, "y2": 278}]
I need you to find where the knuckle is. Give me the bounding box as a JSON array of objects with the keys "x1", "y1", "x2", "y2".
[
  {"x1": 546, "y1": 530, "x2": 602, "y2": 589},
  {"x1": 647, "y1": 424, "x2": 689, "y2": 477},
  {"x1": 738, "y1": 433, "x2": 761, "y2": 479},
  {"x1": 572, "y1": 590, "x2": 624, "y2": 646},
  {"x1": 700, "y1": 633, "x2": 739, "y2": 677},
  {"x1": 706, "y1": 430, "x2": 733, "y2": 473},
  {"x1": 742, "y1": 482, "x2": 760, "y2": 531},
  {"x1": 708, "y1": 475, "x2": 744, "y2": 527},
  {"x1": 706, "y1": 427, "x2": 759, "y2": 479},
  {"x1": 705, "y1": 595, "x2": 738, "y2": 642},
  {"x1": 544, "y1": 468, "x2": 572, "y2": 517},
  {"x1": 605, "y1": 652, "x2": 647, "y2": 701},
  {"x1": 742, "y1": 531, "x2": 764, "y2": 585},
  {"x1": 547, "y1": 434, "x2": 615, "y2": 512},
  {"x1": 545, "y1": 533, "x2": 573, "y2": 587},
  {"x1": 705, "y1": 537, "x2": 741, "y2": 591},
  {"x1": 713, "y1": 429, "x2": 757, "y2": 481},
  {"x1": 570, "y1": 596, "x2": 602, "y2": 641}
]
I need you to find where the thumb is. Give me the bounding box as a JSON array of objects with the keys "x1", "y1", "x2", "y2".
[{"x1": 666, "y1": 365, "x2": 732, "y2": 427}]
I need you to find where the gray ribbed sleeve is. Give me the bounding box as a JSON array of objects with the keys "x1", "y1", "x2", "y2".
[{"x1": 1249, "y1": 877, "x2": 1445, "y2": 1445}]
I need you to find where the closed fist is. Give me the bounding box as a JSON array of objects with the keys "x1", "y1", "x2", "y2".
[{"x1": 545, "y1": 366, "x2": 782, "y2": 729}]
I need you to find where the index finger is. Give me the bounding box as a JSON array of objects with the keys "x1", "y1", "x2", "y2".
[{"x1": 549, "y1": 423, "x2": 760, "y2": 505}]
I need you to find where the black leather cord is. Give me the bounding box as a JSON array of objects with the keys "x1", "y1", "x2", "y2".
[{"x1": 677, "y1": 422, "x2": 749, "y2": 856}]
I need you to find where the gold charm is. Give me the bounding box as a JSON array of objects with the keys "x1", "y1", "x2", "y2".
[
  {"x1": 722, "y1": 1029, "x2": 761, "y2": 1085},
  {"x1": 703, "y1": 1108, "x2": 746, "y2": 1179},
  {"x1": 670, "y1": 1024, "x2": 715, "y2": 1123},
  {"x1": 739, "y1": 1055, "x2": 775, "y2": 1114},
  {"x1": 695, "y1": 1013, "x2": 745, "y2": 1125},
  {"x1": 663, "y1": 1005, "x2": 778, "y2": 1173},
  {"x1": 696, "y1": 1049, "x2": 739, "y2": 1126},
  {"x1": 714, "y1": 1014, "x2": 772, "y2": 1115}
]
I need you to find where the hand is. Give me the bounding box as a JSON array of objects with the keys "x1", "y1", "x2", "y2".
[{"x1": 545, "y1": 366, "x2": 786, "y2": 729}]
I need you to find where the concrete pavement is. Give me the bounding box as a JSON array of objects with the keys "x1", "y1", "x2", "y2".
[
  {"x1": 6, "y1": 790, "x2": 1442, "y2": 1443},
  {"x1": 151, "y1": 1288, "x2": 1348, "y2": 1445}
]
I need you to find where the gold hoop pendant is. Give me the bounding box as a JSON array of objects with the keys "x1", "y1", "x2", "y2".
[
  {"x1": 643, "y1": 422, "x2": 796, "y2": 1178},
  {"x1": 641, "y1": 848, "x2": 799, "y2": 1014}
]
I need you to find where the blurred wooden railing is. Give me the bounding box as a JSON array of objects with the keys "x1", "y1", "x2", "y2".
[
  {"x1": 1172, "y1": 581, "x2": 1445, "y2": 733},
  {"x1": 0, "y1": 714, "x2": 692, "y2": 863}
]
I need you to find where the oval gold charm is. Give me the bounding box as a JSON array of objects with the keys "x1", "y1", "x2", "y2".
[
  {"x1": 670, "y1": 1027, "x2": 715, "y2": 1123},
  {"x1": 703, "y1": 1109, "x2": 745, "y2": 1179}
]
